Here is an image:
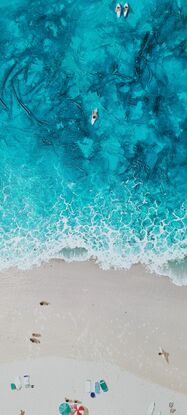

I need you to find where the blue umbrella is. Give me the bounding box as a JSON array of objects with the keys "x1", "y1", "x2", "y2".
[{"x1": 59, "y1": 402, "x2": 71, "y2": 415}]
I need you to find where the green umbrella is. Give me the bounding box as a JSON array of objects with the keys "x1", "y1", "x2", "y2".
[{"x1": 59, "y1": 402, "x2": 71, "y2": 415}]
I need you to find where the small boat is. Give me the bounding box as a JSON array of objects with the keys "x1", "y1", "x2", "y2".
[
  {"x1": 91, "y1": 108, "x2": 98, "y2": 125},
  {"x1": 115, "y1": 3, "x2": 122, "y2": 18},
  {"x1": 124, "y1": 3, "x2": 129, "y2": 17}
]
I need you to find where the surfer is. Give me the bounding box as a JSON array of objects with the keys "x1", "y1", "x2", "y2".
[
  {"x1": 115, "y1": 4, "x2": 122, "y2": 18},
  {"x1": 30, "y1": 337, "x2": 40, "y2": 344},
  {"x1": 91, "y1": 109, "x2": 98, "y2": 125},
  {"x1": 124, "y1": 3, "x2": 129, "y2": 17}
]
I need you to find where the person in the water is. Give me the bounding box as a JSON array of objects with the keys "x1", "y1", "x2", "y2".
[
  {"x1": 91, "y1": 109, "x2": 98, "y2": 125},
  {"x1": 124, "y1": 3, "x2": 129, "y2": 17},
  {"x1": 115, "y1": 4, "x2": 129, "y2": 18},
  {"x1": 115, "y1": 3, "x2": 122, "y2": 18}
]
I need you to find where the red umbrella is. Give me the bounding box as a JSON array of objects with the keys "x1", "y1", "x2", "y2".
[{"x1": 71, "y1": 404, "x2": 84, "y2": 415}]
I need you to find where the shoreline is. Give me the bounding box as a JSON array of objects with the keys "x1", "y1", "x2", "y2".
[{"x1": 1, "y1": 254, "x2": 187, "y2": 286}]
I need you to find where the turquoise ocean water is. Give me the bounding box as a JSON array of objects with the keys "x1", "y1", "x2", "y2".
[{"x1": 0, "y1": 0, "x2": 187, "y2": 284}]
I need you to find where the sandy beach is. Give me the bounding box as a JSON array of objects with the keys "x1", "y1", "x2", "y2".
[{"x1": 0, "y1": 260, "x2": 187, "y2": 414}]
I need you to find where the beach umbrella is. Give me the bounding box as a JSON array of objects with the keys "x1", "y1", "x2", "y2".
[
  {"x1": 71, "y1": 404, "x2": 84, "y2": 415},
  {"x1": 59, "y1": 402, "x2": 71, "y2": 415}
]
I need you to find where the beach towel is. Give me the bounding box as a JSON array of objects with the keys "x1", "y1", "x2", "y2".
[
  {"x1": 95, "y1": 381, "x2": 100, "y2": 394},
  {"x1": 15, "y1": 376, "x2": 22, "y2": 390},
  {"x1": 100, "y1": 379, "x2": 108, "y2": 392}
]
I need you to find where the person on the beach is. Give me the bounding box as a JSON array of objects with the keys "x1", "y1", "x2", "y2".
[
  {"x1": 40, "y1": 300, "x2": 50, "y2": 306},
  {"x1": 30, "y1": 337, "x2": 40, "y2": 344},
  {"x1": 169, "y1": 402, "x2": 176, "y2": 413},
  {"x1": 158, "y1": 346, "x2": 169, "y2": 363}
]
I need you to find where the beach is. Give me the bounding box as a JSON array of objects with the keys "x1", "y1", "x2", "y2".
[
  {"x1": 0, "y1": 260, "x2": 187, "y2": 414},
  {"x1": 0, "y1": 0, "x2": 187, "y2": 413}
]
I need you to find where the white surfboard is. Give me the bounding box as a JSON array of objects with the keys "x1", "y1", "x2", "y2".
[{"x1": 91, "y1": 109, "x2": 98, "y2": 125}]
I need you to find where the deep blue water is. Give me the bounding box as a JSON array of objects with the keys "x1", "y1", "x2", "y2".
[{"x1": 0, "y1": 0, "x2": 187, "y2": 284}]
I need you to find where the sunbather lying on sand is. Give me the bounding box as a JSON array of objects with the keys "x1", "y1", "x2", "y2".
[
  {"x1": 65, "y1": 397, "x2": 82, "y2": 404},
  {"x1": 158, "y1": 346, "x2": 169, "y2": 363},
  {"x1": 169, "y1": 402, "x2": 176, "y2": 413},
  {"x1": 30, "y1": 337, "x2": 40, "y2": 344},
  {"x1": 40, "y1": 300, "x2": 50, "y2": 306}
]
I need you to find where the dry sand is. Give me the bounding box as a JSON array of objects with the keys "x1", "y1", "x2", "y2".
[{"x1": 0, "y1": 260, "x2": 187, "y2": 414}]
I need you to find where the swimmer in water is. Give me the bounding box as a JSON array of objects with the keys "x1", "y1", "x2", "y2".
[
  {"x1": 91, "y1": 109, "x2": 98, "y2": 125},
  {"x1": 124, "y1": 3, "x2": 129, "y2": 17},
  {"x1": 115, "y1": 3, "x2": 122, "y2": 18}
]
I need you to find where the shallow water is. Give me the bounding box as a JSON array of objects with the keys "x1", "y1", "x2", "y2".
[{"x1": 0, "y1": 0, "x2": 187, "y2": 284}]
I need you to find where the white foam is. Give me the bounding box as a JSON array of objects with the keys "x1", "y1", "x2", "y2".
[{"x1": 0, "y1": 189, "x2": 186, "y2": 285}]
